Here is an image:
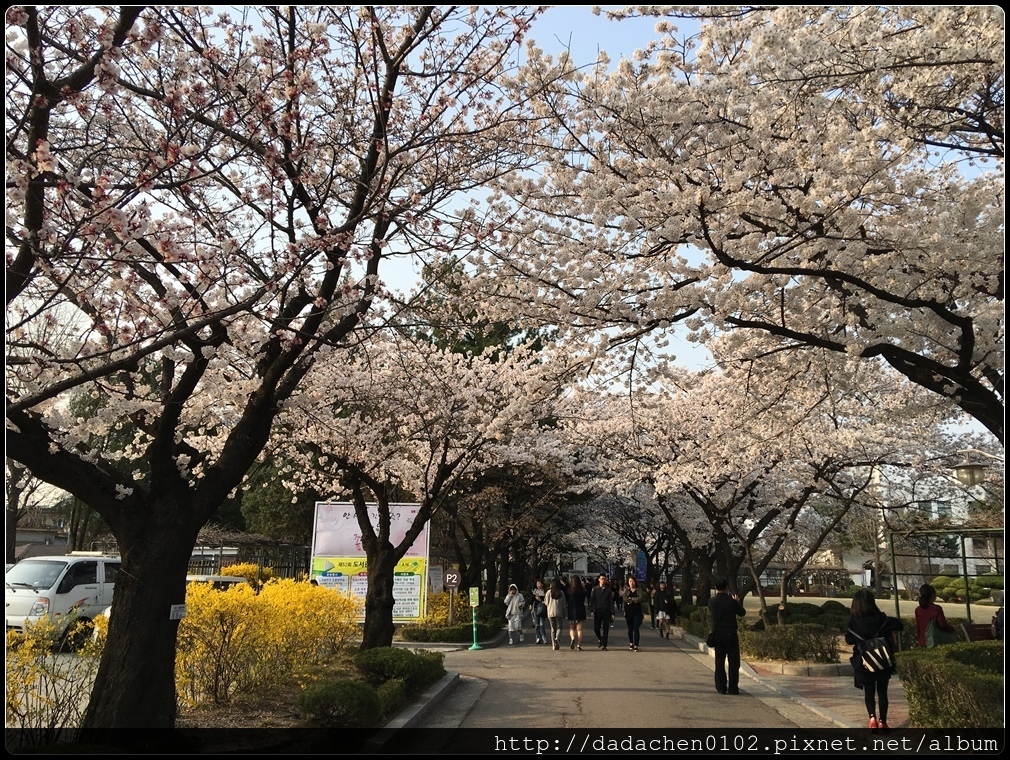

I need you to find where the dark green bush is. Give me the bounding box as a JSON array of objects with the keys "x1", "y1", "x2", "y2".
[
  {"x1": 945, "y1": 640, "x2": 1004, "y2": 671},
  {"x1": 813, "y1": 612, "x2": 849, "y2": 631},
  {"x1": 819, "y1": 600, "x2": 848, "y2": 614},
  {"x1": 680, "y1": 619, "x2": 705, "y2": 638},
  {"x1": 976, "y1": 574, "x2": 1003, "y2": 591},
  {"x1": 353, "y1": 647, "x2": 446, "y2": 693},
  {"x1": 789, "y1": 602, "x2": 825, "y2": 615},
  {"x1": 297, "y1": 679, "x2": 381, "y2": 728},
  {"x1": 896, "y1": 641, "x2": 1003, "y2": 728},
  {"x1": 377, "y1": 677, "x2": 407, "y2": 718},
  {"x1": 739, "y1": 623, "x2": 840, "y2": 663},
  {"x1": 688, "y1": 607, "x2": 711, "y2": 627},
  {"x1": 475, "y1": 602, "x2": 505, "y2": 624},
  {"x1": 785, "y1": 613, "x2": 817, "y2": 625},
  {"x1": 400, "y1": 622, "x2": 500, "y2": 643}
]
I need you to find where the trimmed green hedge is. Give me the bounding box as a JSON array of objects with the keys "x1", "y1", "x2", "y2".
[
  {"x1": 740, "y1": 623, "x2": 841, "y2": 663},
  {"x1": 400, "y1": 622, "x2": 501, "y2": 643},
  {"x1": 297, "y1": 678, "x2": 382, "y2": 728},
  {"x1": 897, "y1": 641, "x2": 1004, "y2": 728},
  {"x1": 353, "y1": 647, "x2": 446, "y2": 693}
]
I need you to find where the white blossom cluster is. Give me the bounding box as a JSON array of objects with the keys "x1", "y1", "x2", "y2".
[{"x1": 471, "y1": 5, "x2": 1003, "y2": 442}]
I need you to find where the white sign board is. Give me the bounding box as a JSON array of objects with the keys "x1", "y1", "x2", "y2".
[{"x1": 310, "y1": 501, "x2": 429, "y2": 623}]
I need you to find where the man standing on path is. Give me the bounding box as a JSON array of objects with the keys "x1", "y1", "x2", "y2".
[
  {"x1": 708, "y1": 578, "x2": 746, "y2": 695},
  {"x1": 590, "y1": 574, "x2": 615, "y2": 650}
]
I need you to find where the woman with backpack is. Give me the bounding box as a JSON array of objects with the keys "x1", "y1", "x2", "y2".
[{"x1": 844, "y1": 589, "x2": 904, "y2": 732}]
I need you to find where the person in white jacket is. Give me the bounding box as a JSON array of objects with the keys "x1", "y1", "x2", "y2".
[{"x1": 505, "y1": 583, "x2": 526, "y2": 645}]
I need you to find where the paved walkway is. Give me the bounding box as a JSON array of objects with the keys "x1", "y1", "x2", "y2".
[{"x1": 388, "y1": 621, "x2": 909, "y2": 739}]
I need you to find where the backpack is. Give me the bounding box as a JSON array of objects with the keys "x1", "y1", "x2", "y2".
[{"x1": 849, "y1": 624, "x2": 896, "y2": 673}]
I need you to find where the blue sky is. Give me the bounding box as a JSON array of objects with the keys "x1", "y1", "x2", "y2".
[{"x1": 526, "y1": 6, "x2": 668, "y2": 66}]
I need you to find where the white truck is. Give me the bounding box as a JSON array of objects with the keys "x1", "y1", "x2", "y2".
[{"x1": 5, "y1": 552, "x2": 120, "y2": 648}]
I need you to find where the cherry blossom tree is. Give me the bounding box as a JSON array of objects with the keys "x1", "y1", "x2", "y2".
[
  {"x1": 435, "y1": 459, "x2": 584, "y2": 601},
  {"x1": 477, "y1": 5, "x2": 1004, "y2": 441},
  {"x1": 5, "y1": 5, "x2": 549, "y2": 729},
  {"x1": 565, "y1": 340, "x2": 973, "y2": 615},
  {"x1": 274, "y1": 326, "x2": 577, "y2": 646}
]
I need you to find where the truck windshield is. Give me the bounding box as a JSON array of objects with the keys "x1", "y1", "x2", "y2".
[{"x1": 5, "y1": 560, "x2": 68, "y2": 591}]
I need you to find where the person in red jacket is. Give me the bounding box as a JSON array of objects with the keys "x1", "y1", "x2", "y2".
[{"x1": 914, "y1": 583, "x2": 956, "y2": 647}]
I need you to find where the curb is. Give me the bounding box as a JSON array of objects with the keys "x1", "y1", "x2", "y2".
[{"x1": 363, "y1": 670, "x2": 461, "y2": 753}]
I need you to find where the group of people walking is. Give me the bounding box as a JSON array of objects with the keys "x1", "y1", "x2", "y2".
[
  {"x1": 505, "y1": 572, "x2": 967, "y2": 732},
  {"x1": 506, "y1": 575, "x2": 681, "y2": 652}
]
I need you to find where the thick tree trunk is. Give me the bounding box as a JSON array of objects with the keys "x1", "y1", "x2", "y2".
[
  {"x1": 694, "y1": 574, "x2": 713, "y2": 607},
  {"x1": 360, "y1": 545, "x2": 397, "y2": 648},
  {"x1": 80, "y1": 512, "x2": 201, "y2": 734}
]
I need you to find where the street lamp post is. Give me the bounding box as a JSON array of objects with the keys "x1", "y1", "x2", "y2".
[
  {"x1": 953, "y1": 461, "x2": 988, "y2": 487},
  {"x1": 953, "y1": 448, "x2": 1003, "y2": 487}
]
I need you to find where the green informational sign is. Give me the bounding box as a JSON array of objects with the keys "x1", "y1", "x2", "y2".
[{"x1": 468, "y1": 586, "x2": 482, "y2": 650}]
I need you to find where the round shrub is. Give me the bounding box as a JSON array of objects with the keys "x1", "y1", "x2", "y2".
[
  {"x1": 813, "y1": 612, "x2": 849, "y2": 631},
  {"x1": 786, "y1": 613, "x2": 816, "y2": 625},
  {"x1": 475, "y1": 601, "x2": 505, "y2": 624},
  {"x1": 820, "y1": 600, "x2": 848, "y2": 613},
  {"x1": 297, "y1": 679, "x2": 381, "y2": 728},
  {"x1": 976, "y1": 574, "x2": 1003, "y2": 591},
  {"x1": 377, "y1": 677, "x2": 407, "y2": 718},
  {"x1": 353, "y1": 647, "x2": 446, "y2": 693},
  {"x1": 787, "y1": 602, "x2": 824, "y2": 616}
]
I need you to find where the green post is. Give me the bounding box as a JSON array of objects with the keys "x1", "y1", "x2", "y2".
[{"x1": 468, "y1": 586, "x2": 482, "y2": 650}]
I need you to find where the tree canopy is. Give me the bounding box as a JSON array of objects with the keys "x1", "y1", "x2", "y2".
[
  {"x1": 4, "y1": 5, "x2": 1002, "y2": 732},
  {"x1": 473, "y1": 5, "x2": 1004, "y2": 440}
]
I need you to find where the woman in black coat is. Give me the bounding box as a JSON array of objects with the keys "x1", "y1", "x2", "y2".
[{"x1": 844, "y1": 589, "x2": 904, "y2": 731}]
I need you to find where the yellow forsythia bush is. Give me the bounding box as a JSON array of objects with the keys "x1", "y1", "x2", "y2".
[
  {"x1": 5, "y1": 618, "x2": 103, "y2": 744},
  {"x1": 220, "y1": 562, "x2": 273, "y2": 588},
  {"x1": 175, "y1": 578, "x2": 362, "y2": 707},
  {"x1": 176, "y1": 580, "x2": 264, "y2": 706},
  {"x1": 255, "y1": 579, "x2": 363, "y2": 675},
  {"x1": 424, "y1": 591, "x2": 471, "y2": 625}
]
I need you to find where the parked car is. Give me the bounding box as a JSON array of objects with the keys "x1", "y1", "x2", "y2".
[{"x1": 5, "y1": 553, "x2": 120, "y2": 649}]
